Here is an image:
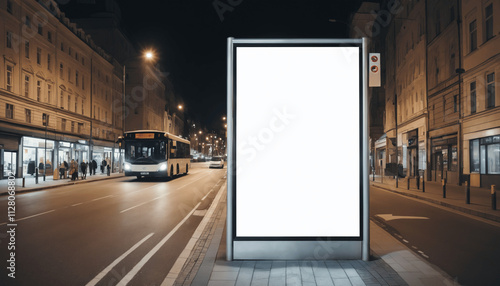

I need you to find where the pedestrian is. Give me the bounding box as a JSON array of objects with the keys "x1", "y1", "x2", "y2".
[
  {"x1": 69, "y1": 159, "x2": 78, "y2": 181},
  {"x1": 80, "y1": 160, "x2": 87, "y2": 180},
  {"x1": 92, "y1": 159, "x2": 97, "y2": 175},
  {"x1": 59, "y1": 162, "x2": 65, "y2": 179},
  {"x1": 101, "y1": 159, "x2": 106, "y2": 174},
  {"x1": 64, "y1": 161, "x2": 69, "y2": 178}
]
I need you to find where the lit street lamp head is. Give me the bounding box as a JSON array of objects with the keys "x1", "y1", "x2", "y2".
[
  {"x1": 145, "y1": 51, "x2": 154, "y2": 60},
  {"x1": 178, "y1": 105, "x2": 183, "y2": 110}
]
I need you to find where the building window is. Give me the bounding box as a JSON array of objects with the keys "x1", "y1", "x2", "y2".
[
  {"x1": 469, "y1": 20, "x2": 477, "y2": 53},
  {"x1": 60, "y1": 42, "x2": 64, "y2": 52},
  {"x1": 60, "y1": 63, "x2": 63, "y2": 79},
  {"x1": 75, "y1": 97, "x2": 78, "y2": 112},
  {"x1": 7, "y1": 0, "x2": 12, "y2": 14},
  {"x1": 105, "y1": 111, "x2": 108, "y2": 123},
  {"x1": 37, "y1": 24, "x2": 43, "y2": 35},
  {"x1": 6, "y1": 31, "x2": 12, "y2": 48},
  {"x1": 75, "y1": 71, "x2": 79, "y2": 86},
  {"x1": 24, "y1": 75, "x2": 30, "y2": 97},
  {"x1": 470, "y1": 136, "x2": 500, "y2": 174},
  {"x1": 75, "y1": 52, "x2": 78, "y2": 61},
  {"x1": 60, "y1": 90, "x2": 64, "y2": 108},
  {"x1": 61, "y1": 118, "x2": 66, "y2": 131},
  {"x1": 47, "y1": 54, "x2": 51, "y2": 70},
  {"x1": 487, "y1": 73, "x2": 495, "y2": 108},
  {"x1": 71, "y1": 121, "x2": 75, "y2": 133},
  {"x1": 78, "y1": 123, "x2": 83, "y2": 133},
  {"x1": 6, "y1": 104, "x2": 14, "y2": 119},
  {"x1": 82, "y1": 75, "x2": 85, "y2": 90},
  {"x1": 37, "y1": 80, "x2": 41, "y2": 101},
  {"x1": 68, "y1": 47, "x2": 72, "y2": 56},
  {"x1": 25, "y1": 16, "x2": 31, "y2": 28},
  {"x1": 47, "y1": 84, "x2": 52, "y2": 104},
  {"x1": 37, "y1": 48, "x2": 41, "y2": 65},
  {"x1": 485, "y1": 4, "x2": 494, "y2": 41},
  {"x1": 6, "y1": 65, "x2": 13, "y2": 92},
  {"x1": 25, "y1": 41, "x2": 29, "y2": 58},
  {"x1": 81, "y1": 99, "x2": 84, "y2": 114},
  {"x1": 25, "y1": 109, "x2": 31, "y2": 123},
  {"x1": 67, "y1": 95, "x2": 71, "y2": 110},
  {"x1": 42, "y1": 113, "x2": 49, "y2": 126},
  {"x1": 47, "y1": 31, "x2": 52, "y2": 43},
  {"x1": 470, "y1": 81, "x2": 476, "y2": 114},
  {"x1": 453, "y1": 95, "x2": 458, "y2": 112},
  {"x1": 68, "y1": 68, "x2": 71, "y2": 82}
]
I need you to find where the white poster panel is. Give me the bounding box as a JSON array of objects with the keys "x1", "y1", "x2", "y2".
[{"x1": 236, "y1": 46, "x2": 361, "y2": 237}]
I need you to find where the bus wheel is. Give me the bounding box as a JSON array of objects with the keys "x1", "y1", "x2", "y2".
[
  {"x1": 186, "y1": 164, "x2": 188, "y2": 174},
  {"x1": 170, "y1": 166, "x2": 174, "y2": 178},
  {"x1": 177, "y1": 164, "x2": 179, "y2": 175},
  {"x1": 136, "y1": 175, "x2": 141, "y2": 180}
]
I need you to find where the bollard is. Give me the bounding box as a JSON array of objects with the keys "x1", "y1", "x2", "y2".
[
  {"x1": 465, "y1": 181, "x2": 470, "y2": 204},
  {"x1": 35, "y1": 168, "x2": 39, "y2": 184},
  {"x1": 407, "y1": 177, "x2": 410, "y2": 190},
  {"x1": 417, "y1": 175, "x2": 420, "y2": 190},
  {"x1": 422, "y1": 176, "x2": 425, "y2": 192},
  {"x1": 22, "y1": 177, "x2": 25, "y2": 187},
  {"x1": 492, "y1": 185, "x2": 497, "y2": 210},
  {"x1": 442, "y1": 179, "x2": 446, "y2": 198}
]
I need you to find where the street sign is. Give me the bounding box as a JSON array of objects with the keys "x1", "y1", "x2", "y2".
[
  {"x1": 369, "y1": 52, "x2": 381, "y2": 87},
  {"x1": 227, "y1": 38, "x2": 369, "y2": 260}
]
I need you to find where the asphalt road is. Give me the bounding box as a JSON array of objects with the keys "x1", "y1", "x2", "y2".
[
  {"x1": 370, "y1": 185, "x2": 500, "y2": 286},
  {"x1": 0, "y1": 162, "x2": 226, "y2": 286}
]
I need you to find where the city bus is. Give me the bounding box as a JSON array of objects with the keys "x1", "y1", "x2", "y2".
[{"x1": 121, "y1": 130, "x2": 190, "y2": 179}]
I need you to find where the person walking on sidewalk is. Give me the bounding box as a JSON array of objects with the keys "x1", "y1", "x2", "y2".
[
  {"x1": 80, "y1": 160, "x2": 87, "y2": 180},
  {"x1": 59, "y1": 162, "x2": 65, "y2": 179},
  {"x1": 69, "y1": 159, "x2": 78, "y2": 181},
  {"x1": 101, "y1": 159, "x2": 106, "y2": 174},
  {"x1": 91, "y1": 159, "x2": 97, "y2": 175},
  {"x1": 64, "y1": 161, "x2": 69, "y2": 178}
]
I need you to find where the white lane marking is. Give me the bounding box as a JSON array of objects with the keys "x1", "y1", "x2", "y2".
[
  {"x1": 418, "y1": 250, "x2": 430, "y2": 258},
  {"x1": 161, "y1": 182, "x2": 226, "y2": 286},
  {"x1": 116, "y1": 202, "x2": 202, "y2": 286},
  {"x1": 120, "y1": 194, "x2": 170, "y2": 213},
  {"x1": 71, "y1": 203, "x2": 83, "y2": 207},
  {"x1": 177, "y1": 173, "x2": 212, "y2": 190},
  {"x1": 192, "y1": 210, "x2": 207, "y2": 216},
  {"x1": 0, "y1": 209, "x2": 56, "y2": 226},
  {"x1": 201, "y1": 179, "x2": 222, "y2": 201},
  {"x1": 92, "y1": 195, "x2": 114, "y2": 201},
  {"x1": 402, "y1": 239, "x2": 409, "y2": 243},
  {"x1": 376, "y1": 214, "x2": 429, "y2": 221},
  {"x1": 85, "y1": 233, "x2": 155, "y2": 286}
]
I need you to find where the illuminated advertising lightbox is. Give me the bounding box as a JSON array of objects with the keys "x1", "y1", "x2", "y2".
[{"x1": 227, "y1": 38, "x2": 369, "y2": 260}]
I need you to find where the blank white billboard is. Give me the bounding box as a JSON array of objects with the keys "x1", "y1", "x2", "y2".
[{"x1": 235, "y1": 45, "x2": 361, "y2": 238}]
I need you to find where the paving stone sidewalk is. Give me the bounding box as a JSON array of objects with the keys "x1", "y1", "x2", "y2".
[{"x1": 172, "y1": 181, "x2": 456, "y2": 286}]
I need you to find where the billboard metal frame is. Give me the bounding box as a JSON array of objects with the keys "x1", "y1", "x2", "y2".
[{"x1": 227, "y1": 38, "x2": 369, "y2": 261}]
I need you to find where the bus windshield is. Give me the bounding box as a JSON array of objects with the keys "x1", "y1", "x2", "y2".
[{"x1": 125, "y1": 140, "x2": 165, "y2": 163}]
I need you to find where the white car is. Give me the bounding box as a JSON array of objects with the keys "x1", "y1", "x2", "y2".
[{"x1": 209, "y1": 156, "x2": 224, "y2": 168}]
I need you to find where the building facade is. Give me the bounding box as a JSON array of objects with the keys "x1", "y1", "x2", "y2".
[
  {"x1": 375, "y1": 0, "x2": 499, "y2": 188},
  {"x1": 0, "y1": 0, "x2": 123, "y2": 179}
]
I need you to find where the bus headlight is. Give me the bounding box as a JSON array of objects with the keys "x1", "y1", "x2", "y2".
[
  {"x1": 124, "y1": 163, "x2": 131, "y2": 171},
  {"x1": 159, "y1": 163, "x2": 167, "y2": 171}
]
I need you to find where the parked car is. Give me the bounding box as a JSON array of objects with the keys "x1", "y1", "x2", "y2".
[{"x1": 209, "y1": 156, "x2": 224, "y2": 168}]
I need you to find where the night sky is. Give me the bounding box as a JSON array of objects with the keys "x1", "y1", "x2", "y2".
[{"x1": 66, "y1": 0, "x2": 363, "y2": 130}]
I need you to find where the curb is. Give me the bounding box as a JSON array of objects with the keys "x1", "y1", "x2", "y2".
[
  {"x1": 371, "y1": 182, "x2": 500, "y2": 223},
  {"x1": 1, "y1": 174, "x2": 125, "y2": 196}
]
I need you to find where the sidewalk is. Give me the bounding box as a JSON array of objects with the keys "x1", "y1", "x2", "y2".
[
  {"x1": 0, "y1": 171, "x2": 124, "y2": 195},
  {"x1": 370, "y1": 175, "x2": 500, "y2": 223},
  {"x1": 169, "y1": 182, "x2": 457, "y2": 286}
]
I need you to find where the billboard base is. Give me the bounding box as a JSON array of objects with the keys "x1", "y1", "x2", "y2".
[{"x1": 233, "y1": 241, "x2": 362, "y2": 260}]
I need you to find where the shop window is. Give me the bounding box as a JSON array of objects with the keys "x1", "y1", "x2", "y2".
[
  {"x1": 25, "y1": 109, "x2": 31, "y2": 123},
  {"x1": 471, "y1": 136, "x2": 500, "y2": 174},
  {"x1": 6, "y1": 104, "x2": 14, "y2": 119},
  {"x1": 487, "y1": 73, "x2": 495, "y2": 108},
  {"x1": 485, "y1": 4, "x2": 493, "y2": 41}
]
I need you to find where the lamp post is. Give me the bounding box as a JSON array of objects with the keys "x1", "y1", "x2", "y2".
[{"x1": 43, "y1": 114, "x2": 48, "y2": 181}]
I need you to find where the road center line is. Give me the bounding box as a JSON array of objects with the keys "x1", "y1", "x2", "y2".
[
  {"x1": 116, "y1": 202, "x2": 202, "y2": 286},
  {"x1": 71, "y1": 203, "x2": 83, "y2": 207},
  {"x1": 85, "y1": 233, "x2": 155, "y2": 286},
  {"x1": 92, "y1": 195, "x2": 114, "y2": 201},
  {"x1": 0, "y1": 209, "x2": 56, "y2": 226}
]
